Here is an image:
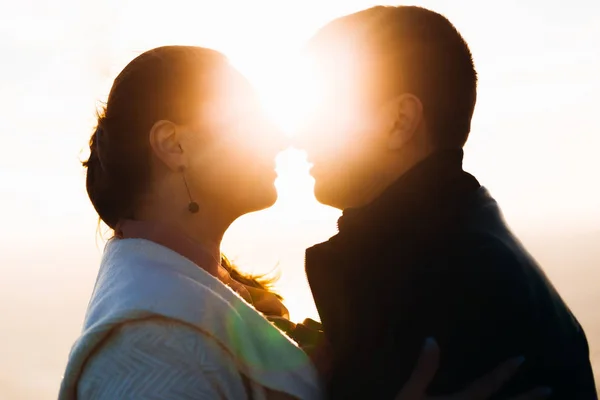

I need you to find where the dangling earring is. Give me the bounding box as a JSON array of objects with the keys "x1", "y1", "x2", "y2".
[
  {"x1": 178, "y1": 145, "x2": 199, "y2": 214},
  {"x1": 180, "y1": 167, "x2": 199, "y2": 214}
]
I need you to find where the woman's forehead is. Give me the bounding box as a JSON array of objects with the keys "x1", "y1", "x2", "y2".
[
  {"x1": 199, "y1": 67, "x2": 261, "y2": 126},
  {"x1": 213, "y1": 64, "x2": 256, "y2": 98}
]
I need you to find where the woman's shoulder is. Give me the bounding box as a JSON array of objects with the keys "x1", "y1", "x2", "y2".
[
  {"x1": 78, "y1": 317, "x2": 261, "y2": 399},
  {"x1": 98, "y1": 317, "x2": 228, "y2": 358}
]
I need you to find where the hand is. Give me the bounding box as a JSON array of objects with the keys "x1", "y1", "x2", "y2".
[{"x1": 396, "y1": 338, "x2": 553, "y2": 400}]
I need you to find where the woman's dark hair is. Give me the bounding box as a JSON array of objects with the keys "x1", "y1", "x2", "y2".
[
  {"x1": 83, "y1": 46, "x2": 228, "y2": 229},
  {"x1": 221, "y1": 255, "x2": 282, "y2": 299}
]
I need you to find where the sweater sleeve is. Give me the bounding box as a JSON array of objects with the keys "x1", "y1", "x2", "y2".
[{"x1": 77, "y1": 319, "x2": 259, "y2": 400}]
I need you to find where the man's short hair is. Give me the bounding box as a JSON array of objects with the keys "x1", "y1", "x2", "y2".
[{"x1": 307, "y1": 6, "x2": 478, "y2": 148}]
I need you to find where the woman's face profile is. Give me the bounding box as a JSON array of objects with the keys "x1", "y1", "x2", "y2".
[{"x1": 184, "y1": 66, "x2": 286, "y2": 216}]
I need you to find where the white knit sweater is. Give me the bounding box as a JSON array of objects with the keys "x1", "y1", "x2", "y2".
[{"x1": 58, "y1": 238, "x2": 322, "y2": 399}]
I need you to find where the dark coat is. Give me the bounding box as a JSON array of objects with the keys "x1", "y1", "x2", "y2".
[{"x1": 305, "y1": 150, "x2": 596, "y2": 399}]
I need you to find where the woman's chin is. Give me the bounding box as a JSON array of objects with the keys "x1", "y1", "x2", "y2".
[
  {"x1": 259, "y1": 187, "x2": 279, "y2": 209},
  {"x1": 244, "y1": 186, "x2": 278, "y2": 214}
]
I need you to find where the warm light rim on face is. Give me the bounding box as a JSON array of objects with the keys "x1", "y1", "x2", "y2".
[{"x1": 228, "y1": 53, "x2": 325, "y2": 139}]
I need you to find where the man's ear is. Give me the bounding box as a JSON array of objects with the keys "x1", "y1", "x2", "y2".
[
  {"x1": 386, "y1": 94, "x2": 423, "y2": 151},
  {"x1": 148, "y1": 120, "x2": 185, "y2": 171}
]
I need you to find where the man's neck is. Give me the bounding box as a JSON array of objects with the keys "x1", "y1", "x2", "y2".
[
  {"x1": 336, "y1": 148, "x2": 473, "y2": 235},
  {"x1": 351, "y1": 149, "x2": 432, "y2": 209}
]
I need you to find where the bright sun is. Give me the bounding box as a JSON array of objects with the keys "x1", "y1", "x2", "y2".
[
  {"x1": 229, "y1": 52, "x2": 322, "y2": 137},
  {"x1": 221, "y1": 50, "x2": 338, "y2": 321}
]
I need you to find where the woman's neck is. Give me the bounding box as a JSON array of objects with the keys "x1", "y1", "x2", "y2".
[{"x1": 132, "y1": 202, "x2": 238, "y2": 274}]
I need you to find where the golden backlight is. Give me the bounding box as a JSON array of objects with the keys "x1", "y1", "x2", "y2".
[
  {"x1": 221, "y1": 52, "x2": 341, "y2": 322},
  {"x1": 229, "y1": 54, "x2": 323, "y2": 137},
  {"x1": 1, "y1": 2, "x2": 599, "y2": 399}
]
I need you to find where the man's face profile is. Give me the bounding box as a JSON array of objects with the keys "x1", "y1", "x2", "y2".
[
  {"x1": 298, "y1": 52, "x2": 423, "y2": 211},
  {"x1": 298, "y1": 71, "x2": 388, "y2": 210}
]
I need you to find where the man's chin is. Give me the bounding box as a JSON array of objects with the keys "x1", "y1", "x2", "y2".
[{"x1": 313, "y1": 183, "x2": 344, "y2": 210}]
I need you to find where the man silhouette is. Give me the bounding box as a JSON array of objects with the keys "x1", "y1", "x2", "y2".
[{"x1": 300, "y1": 6, "x2": 596, "y2": 399}]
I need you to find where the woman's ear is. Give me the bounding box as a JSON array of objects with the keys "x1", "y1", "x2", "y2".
[
  {"x1": 148, "y1": 120, "x2": 185, "y2": 171},
  {"x1": 386, "y1": 94, "x2": 423, "y2": 151}
]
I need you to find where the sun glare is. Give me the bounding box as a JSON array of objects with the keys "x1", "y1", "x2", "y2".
[
  {"x1": 229, "y1": 53, "x2": 322, "y2": 137},
  {"x1": 222, "y1": 49, "x2": 339, "y2": 321}
]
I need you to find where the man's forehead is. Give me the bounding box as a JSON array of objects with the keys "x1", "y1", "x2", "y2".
[
  {"x1": 310, "y1": 51, "x2": 394, "y2": 113},
  {"x1": 305, "y1": 9, "x2": 408, "y2": 104}
]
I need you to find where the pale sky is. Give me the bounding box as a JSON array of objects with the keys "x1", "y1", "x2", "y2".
[{"x1": 0, "y1": 1, "x2": 599, "y2": 398}]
